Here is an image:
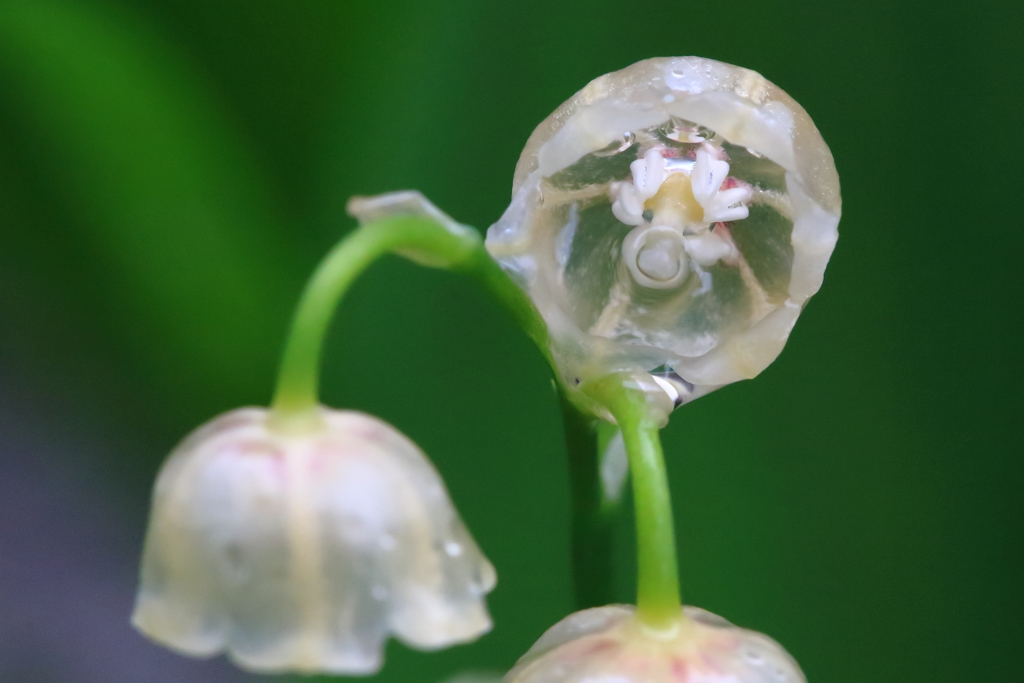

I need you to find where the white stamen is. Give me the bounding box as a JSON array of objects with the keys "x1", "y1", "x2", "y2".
[
  {"x1": 691, "y1": 145, "x2": 751, "y2": 223},
  {"x1": 611, "y1": 181, "x2": 645, "y2": 226},
  {"x1": 707, "y1": 204, "x2": 750, "y2": 223},
  {"x1": 716, "y1": 186, "x2": 753, "y2": 207},
  {"x1": 691, "y1": 146, "x2": 728, "y2": 205},
  {"x1": 630, "y1": 149, "x2": 666, "y2": 200},
  {"x1": 683, "y1": 231, "x2": 736, "y2": 266}
]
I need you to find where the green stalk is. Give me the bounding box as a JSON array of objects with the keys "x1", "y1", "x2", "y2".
[
  {"x1": 270, "y1": 214, "x2": 551, "y2": 427},
  {"x1": 560, "y1": 392, "x2": 617, "y2": 609},
  {"x1": 585, "y1": 375, "x2": 681, "y2": 629},
  {"x1": 268, "y1": 211, "x2": 634, "y2": 617}
]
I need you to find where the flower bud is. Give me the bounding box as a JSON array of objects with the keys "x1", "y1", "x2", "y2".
[
  {"x1": 506, "y1": 605, "x2": 804, "y2": 683},
  {"x1": 486, "y1": 57, "x2": 841, "y2": 407},
  {"x1": 132, "y1": 407, "x2": 495, "y2": 674}
]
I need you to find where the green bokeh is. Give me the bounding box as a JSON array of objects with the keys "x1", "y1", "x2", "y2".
[{"x1": 0, "y1": 1, "x2": 1020, "y2": 682}]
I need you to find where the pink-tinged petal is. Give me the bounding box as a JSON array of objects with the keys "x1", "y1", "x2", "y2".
[
  {"x1": 133, "y1": 407, "x2": 494, "y2": 675},
  {"x1": 506, "y1": 605, "x2": 804, "y2": 683}
]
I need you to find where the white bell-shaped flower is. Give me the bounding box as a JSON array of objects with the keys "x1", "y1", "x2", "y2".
[
  {"x1": 506, "y1": 605, "x2": 805, "y2": 683},
  {"x1": 132, "y1": 407, "x2": 495, "y2": 674}
]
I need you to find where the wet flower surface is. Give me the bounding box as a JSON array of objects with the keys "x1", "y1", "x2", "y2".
[
  {"x1": 505, "y1": 605, "x2": 805, "y2": 683},
  {"x1": 487, "y1": 56, "x2": 841, "y2": 406},
  {"x1": 132, "y1": 407, "x2": 495, "y2": 674}
]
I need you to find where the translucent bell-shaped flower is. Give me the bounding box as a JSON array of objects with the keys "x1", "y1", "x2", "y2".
[
  {"x1": 132, "y1": 407, "x2": 496, "y2": 674},
  {"x1": 486, "y1": 57, "x2": 841, "y2": 408},
  {"x1": 506, "y1": 605, "x2": 805, "y2": 683}
]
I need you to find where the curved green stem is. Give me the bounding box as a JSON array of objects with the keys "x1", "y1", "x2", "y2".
[
  {"x1": 585, "y1": 375, "x2": 680, "y2": 629},
  {"x1": 269, "y1": 209, "x2": 642, "y2": 618},
  {"x1": 462, "y1": 247, "x2": 552, "y2": 365},
  {"x1": 270, "y1": 215, "x2": 551, "y2": 426}
]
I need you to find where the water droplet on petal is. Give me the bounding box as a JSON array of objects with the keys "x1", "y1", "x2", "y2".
[
  {"x1": 445, "y1": 541, "x2": 463, "y2": 557},
  {"x1": 593, "y1": 132, "x2": 636, "y2": 157}
]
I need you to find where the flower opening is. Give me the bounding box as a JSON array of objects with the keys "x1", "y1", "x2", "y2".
[{"x1": 486, "y1": 56, "x2": 841, "y2": 411}]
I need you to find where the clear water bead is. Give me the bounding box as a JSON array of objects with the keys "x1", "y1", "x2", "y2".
[
  {"x1": 504, "y1": 605, "x2": 805, "y2": 683},
  {"x1": 486, "y1": 57, "x2": 841, "y2": 406},
  {"x1": 132, "y1": 407, "x2": 496, "y2": 675}
]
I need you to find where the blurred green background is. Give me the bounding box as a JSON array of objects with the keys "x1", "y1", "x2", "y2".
[{"x1": 0, "y1": 0, "x2": 1021, "y2": 681}]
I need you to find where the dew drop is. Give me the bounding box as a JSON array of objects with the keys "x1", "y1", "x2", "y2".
[
  {"x1": 649, "y1": 368, "x2": 694, "y2": 410},
  {"x1": 659, "y1": 116, "x2": 715, "y2": 144},
  {"x1": 659, "y1": 117, "x2": 684, "y2": 140},
  {"x1": 593, "y1": 131, "x2": 636, "y2": 157},
  {"x1": 445, "y1": 541, "x2": 463, "y2": 557},
  {"x1": 689, "y1": 126, "x2": 715, "y2": 143}
]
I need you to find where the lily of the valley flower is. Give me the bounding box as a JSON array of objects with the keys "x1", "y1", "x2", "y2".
[
  {"x1": 505, "y1": 605, "x2": 805, "y2": 683},
  {"x1": 132, "y1": 407, "x2": 495, "y2": 675},
  {"x1": 487, "y1": 56, "x2": 841, "y2": 404}
]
